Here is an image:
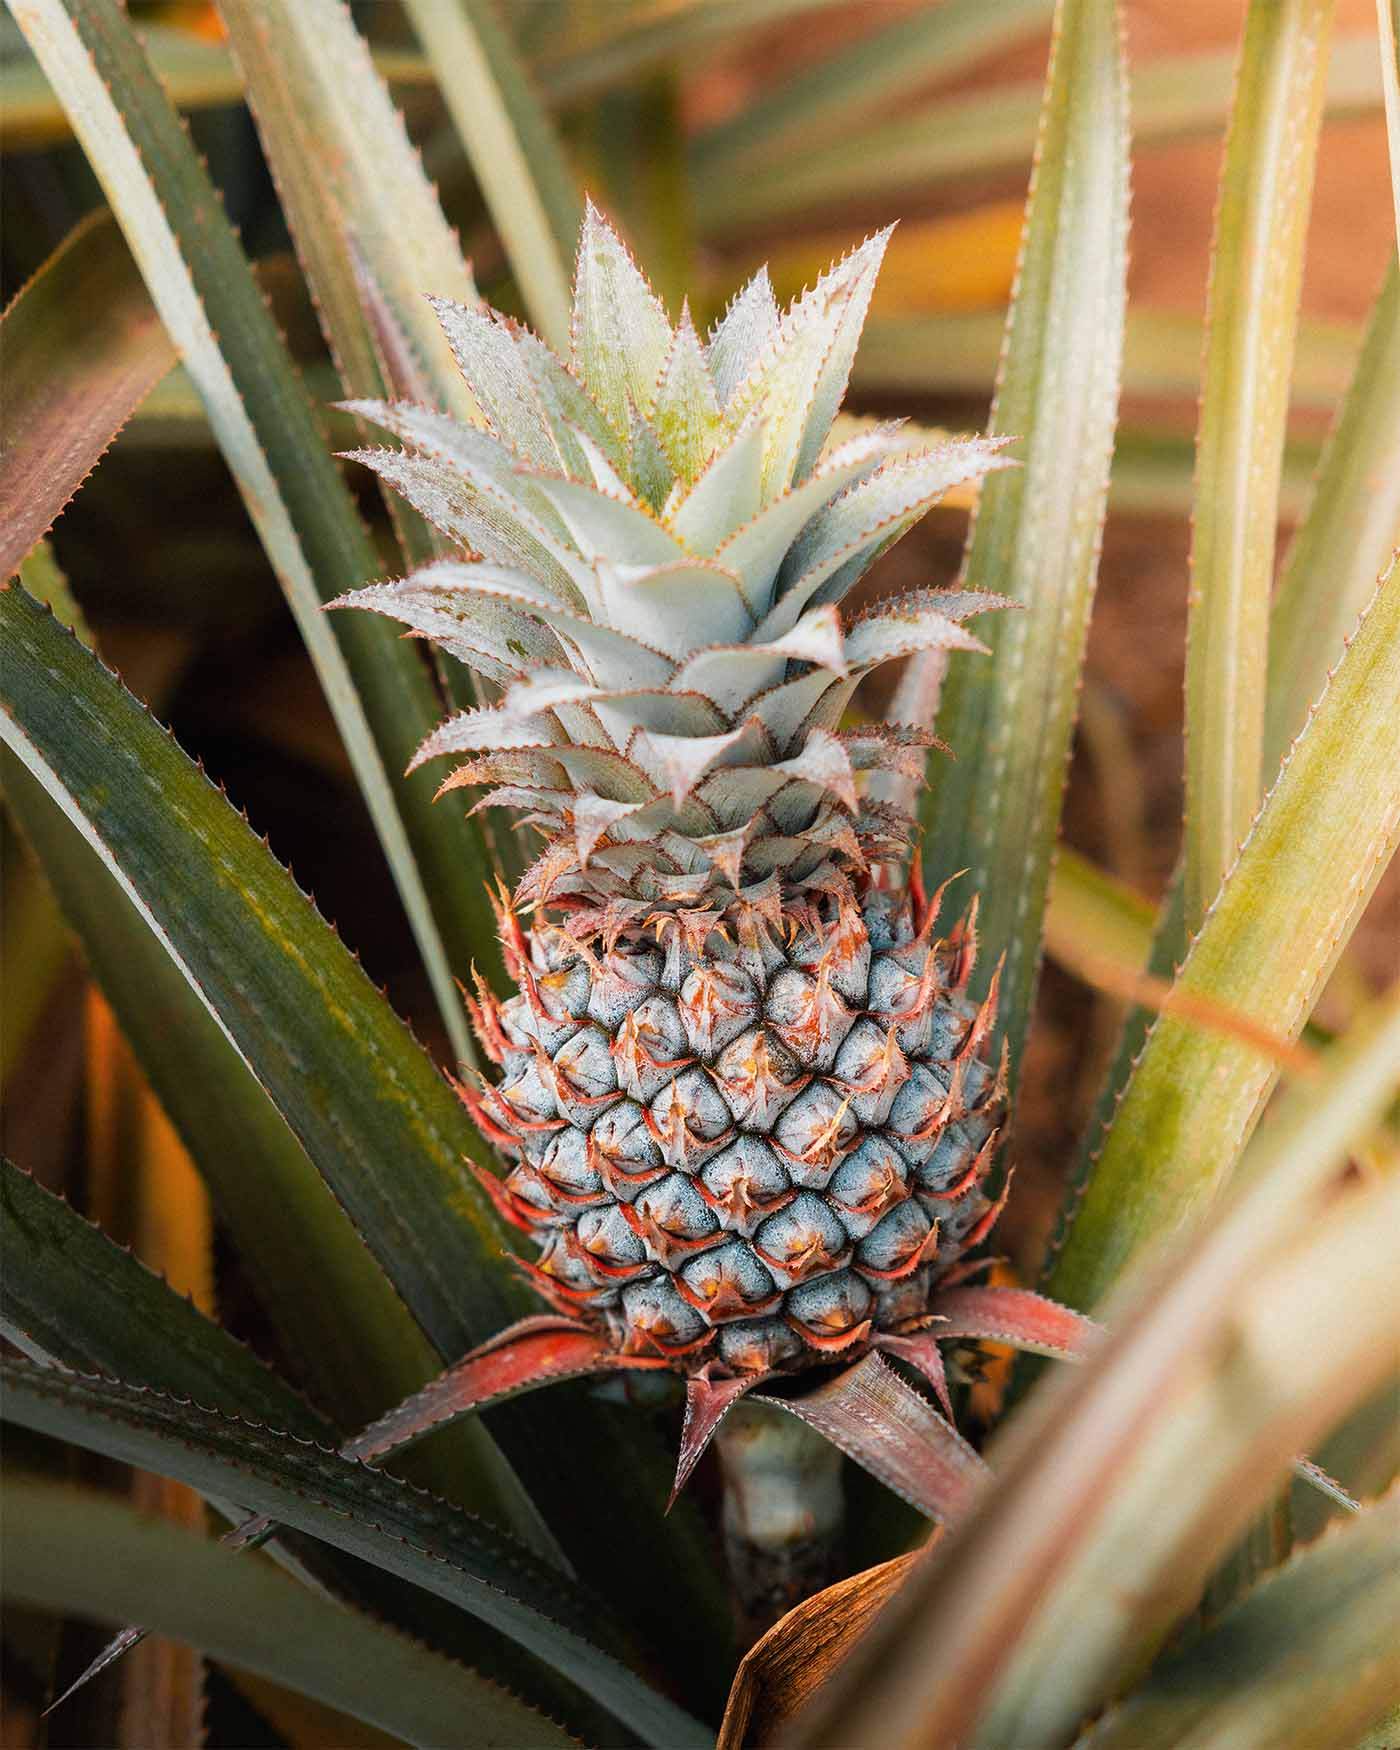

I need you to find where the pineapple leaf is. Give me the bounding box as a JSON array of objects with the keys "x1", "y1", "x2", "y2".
[
  {"x1": 0, "y1": 1159, "x2": 329, "y2": 1439},
  {"x1": 706, "y1": 268, "x2": 781, "y2": 408},
  {"x1": 666, "y1": 410, "x2": 769, "y2": 554},
  {"x1": 1079, "y1": 1491, "x2": 1400, "y2": 1750},
  {"x1": 210, "y1": 0, "x2": 481, "y2": 427},
  {"x1": 651, "y1": 305, "x2": 723, "y2": 483},
  {"x1": 403, "y1": 0, "x2": 578, "y2": 351},
  {"x1": 0, "y1": 209, "x2": 175, "y2": 577},
  {"x1": 795, "y1": 992, "x2": 1400, "y2": 1749},
  {"x1": 1048, "y1": 564, "x2": 1400, "y2": 1316},
  {"x1": 1184, "y1": 0, "x2": 1336, "y2": 934},
  {"x1": 0, "y1": 1359, "x2": 710, "y2": 1749},
  {"x1": 920, "y1": 0, "x2": 1130, "y2": 1086},
  {"x1": 3, "y1": 1478, "x2": 580, "y2": 1750},
  {"x1": 0, "y1": 583, "x2": 518, "y2": 1347},
  {"x1": 571, "y1": 200, "x2": 674, "y2": 432},
  {"x1": 1381, "y1": 0, "x2": 1400, "y2": 234},
  {"x1": 9, "y1": 0, "x2": 493, "y2": 1055},
  {"x1": 1265, "y1": 259, "x2": 1400, "y2": 771},
  {"x1": 752, "y1": 1354, "x2": 989, "y2": 1526}
]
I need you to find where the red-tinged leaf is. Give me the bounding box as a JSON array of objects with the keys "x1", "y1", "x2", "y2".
[
  {"x1": 671, "y1": 1366, "x2": 775, "y2": 1508},
  {"x1": 928, "y1": 1285, "x2": 1105, "y2": 1360},
  {"x1": 346, "y1": 1315, "x2": 629, "y2": 1465},
  {"x1": 755, "y1": 1354, "x2": 990, "y2": 1524},
  {"x1": 875, "y1": 1329, "x2": 953, "y2": 1419},
  {"x1": 1, "y1": 209, "x2": 176, "y2": 576}
]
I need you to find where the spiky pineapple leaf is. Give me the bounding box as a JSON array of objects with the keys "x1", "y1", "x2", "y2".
[
  {"x1": 211, "y1": 0, "x2": 480, "y2": 425},
  {"x1": 792, "y1": 991, "x2": 1400, "y2": 1749},
  {"x1": 1, "y1": 1477, "x2": 581, "y2": 1750},
  {"x1": 402, "y1": 0, "x2": 577, "y2": 350},
  {"x1": 9, "y1": 0, "x2": 496, "y2": 1057},
  {"x1": 0, "y1": 1158, "x2": 329, "y2": 1437},
  {"x1": 571, "y1": 200, "x2": 674, "y2": 433},
  {"x1": 0, "y1": 209, "x2": 175, "y2": 578},
  {"x1": 1078, "y1": 1490, "x2": 1400, "y2": 1750},
  {"x1": 1265, "y1": 262, "x2": 1400, "y2": 770},
  {"x1": 1049, "y1": 565, "x2": 1400, "y2": 1316},
  {"x1": 0, "y1": 1360, "x2": 708, "y2": 1750},
  {"x1": 1184, "y1": 0, "x2": 1336, "y2": 934},
  {"x1": 920, "y1": 0, "x2": 1130, "y2": 1084}
]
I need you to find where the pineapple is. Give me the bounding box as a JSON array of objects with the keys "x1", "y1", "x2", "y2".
[{"x1": 339, "y1": 205, "x2": 1016, "y2": 1406}]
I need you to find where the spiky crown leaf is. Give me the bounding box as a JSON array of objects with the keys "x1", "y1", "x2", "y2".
[{"x1": 335, "y1": 202, "x2": 1013, "y2": 911}]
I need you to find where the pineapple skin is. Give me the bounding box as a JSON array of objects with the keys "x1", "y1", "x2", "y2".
[{"x1": 465, "y1": 881, "x2": 1005, "y2": 1374}]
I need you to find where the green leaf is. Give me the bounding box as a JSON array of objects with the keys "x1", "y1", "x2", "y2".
[
  {"x1": 0, "y1": 1157, "x2": 330, "y2": 1439},
  {"x1": 792, "y1": 992, "x2": 1400, "y2": 1749},
  {"x1": 1047, "y1": 565, "x2": 1400, "y2": 1316},
  {"x1": 690, "y1": 0, "x2": 1052, "y2": 185},
  {"x1": 210, "y1": 0, "x2": 480, "y2": 426},
  {"x1": 0, "y1": 582, "x2": 519, "y2": 1350},
  {"x1": 0, "y1": 582, "x2": 733, "y2": 1696},
  {"x1": 1265, "y1": 264, "x2": 1400, "y2": 771},
  {"x1": 402, "y1": 0, "x2": 578, "y2": 350},
  {"x1": 0, "y1": 208, "x2": 175, "y2": 577},
  {"x1": 1184, "y1": 0, "x2": 1336, "y2": 934},
  {"x1": 0, "y1": 748, "x2": 466, "y2": 1442},
  {"x1": 919, "y1": 0, "x2": 1130, "y2": 1084},
  {"x1": 0, "y1": 1478, "x2": 579, "y2": 1750},
  {"x1": 0, "y1": 1360, "x2": 709, "y2": 1750},
  {"x1": 9, "y1": 0, "x2": 482, "y2": 1063},
  {"x1": 701, "y1": 32, "x2": 1383, "y2": 228},
  {"x1": 1079, "y1": 1492, "x2": 1400, "y2": 1750}
]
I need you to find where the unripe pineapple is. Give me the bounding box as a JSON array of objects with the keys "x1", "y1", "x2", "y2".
[{"x1": 340, "y1": 205, "x2": 1015, "y2": 1392}]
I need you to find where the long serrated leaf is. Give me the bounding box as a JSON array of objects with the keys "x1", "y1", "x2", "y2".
[
  {"x1": 0, "y1": 1157, "x2": 330, "y2": 1439},
  {"x1": 9, "y1": 0, "x2": 484, "y2": 1059},
  {"x1": 1048, "y1": 566, "x2": 1400, "y2": 1315},
  {"x1": 0, "y1": 1361, "x2": 708, "y2": 1750},
  {"x1": 402, "y1": 0, "x2": 576, "y2": 350},
  {"x1": 1080, "y1": 1491, "x2": 1400, "y2": 1750},
  {"x1": 1184, "y1": 0, "x2": 1335, "y2": 933},
  {"x1": 0, "y1": 209, "x2": 175, "y2": 576},
  {"x1": 1265, "y1": 260, "x2": 1400, "y2": 769},
  {"x1": 211, "y1": 0, "x2": 478, "y2": 422},
  {"x1": 0, "y1": 1478, "x2": 579, "y2": 1750},
  {"x1": 919, "y1": 0, "x2": 1129, "y2": 1086},
  {"x1": 0, "y1": 581, "x2": 733, "y2": 1699},
  {"x1": 1, "y1": 753, "x2": 448, "y2": 1436},
  {"x1": 793, "y1": 994, "x2": 1400, "y2": 1749},
  {"x1": 702, "y1": 33, "x2": 1382, "y2": 228}
]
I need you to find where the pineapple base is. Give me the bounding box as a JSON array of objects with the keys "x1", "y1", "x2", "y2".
[{"x1": 464, "y1": 878, "x2": 1007, "y2": 1377}]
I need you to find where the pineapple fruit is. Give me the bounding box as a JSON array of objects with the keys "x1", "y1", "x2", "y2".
[{"x1": 340, "y1": 204, "x2": 1016, "y2": 1401}]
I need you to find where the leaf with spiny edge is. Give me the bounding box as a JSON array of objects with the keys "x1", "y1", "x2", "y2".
[
  {"x1": 706, "y1": 264, "x2": 781, "y2": 407},
  {"x1": 665, "y1": 408, "x2": 770, "y2": 556},
  {"x1": 571, "y1": 199, "x2": 674, "y2": 434},
  {"x1": 651, "y1": 303, "x2": 724, "y2": 483}
]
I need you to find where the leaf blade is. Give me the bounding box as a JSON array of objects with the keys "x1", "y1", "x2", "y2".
[
  {"x1": 0, "y1": 209, "x2": 176, "y2": 577},
  {"x1": 0, "y1": 1478, "x2": 580, "y2": 1750},
  {"x1": 919, "y1": 0, "x2": 1131, "y2": 1084}
]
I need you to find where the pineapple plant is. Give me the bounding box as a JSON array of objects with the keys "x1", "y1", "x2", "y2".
[
  {"x1": 334, "y1": 206, "x2": 1079, "y2": 1442},
  {"x1": 3, "y1": 0, "x2": 1399, "y2": 1746}
]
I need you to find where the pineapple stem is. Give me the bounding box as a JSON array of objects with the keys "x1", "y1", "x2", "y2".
[{"x1": 714, "y1": 1398, "x2": 844, "y2": 1644}]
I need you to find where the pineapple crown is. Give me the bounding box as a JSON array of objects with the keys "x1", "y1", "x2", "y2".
[{"x1": 335, "y1": 202, "x2": 1013, "y2": 916}]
